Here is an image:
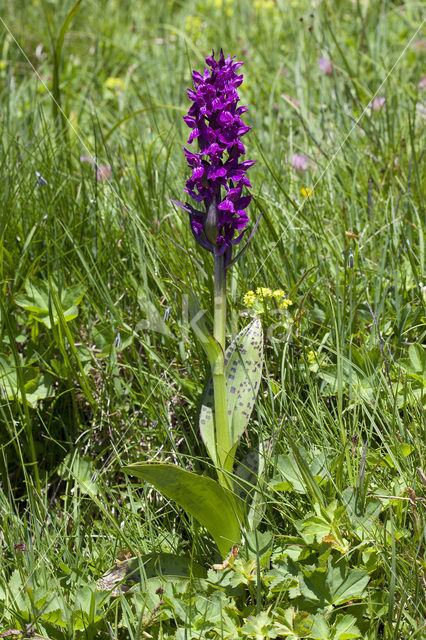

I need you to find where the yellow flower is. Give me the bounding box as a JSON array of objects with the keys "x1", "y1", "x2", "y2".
[
  {"x1": 244, "y1": 286, "x2": 292, "y2": 311},
  {"x1": 301, "y1": 187, "x2": 313, "y2": 197},
  {"x1": 256, "y1": 287, "x2": 273, "y2": 299},
  {"x1": 307, "y1": 350, "x2": 316, "y2": 363},
  {"x1": 273, "y1": 289, "x2": 286, "y2": 299},
  {"x1": 185, "y1": 15, "x2": 203, "y2": 36},
  {"x1": 105, "y1": 77, "x2": 124, "y2": 92},
  {"x1": 254, "y1": 0, "x2": 276, "y2": 9},
  {"x1": 211, "y1": 0, "x2": 233, "y2": 16},
  {"x1": 243, "y1": 291, "x2": 256, "y2": 307}
]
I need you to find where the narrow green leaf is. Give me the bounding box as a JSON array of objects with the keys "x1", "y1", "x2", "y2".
[
  {"x1": 50, "y1": 0, "x2": 82, "y2": 128},
  {"x1": 55, "y1": 0, "x2": 83, "y2": 63},
  {"x1": 234, "y1": 447, "x2": 263, "y2": 501},
  {"x1": 234, "y1": 441, "x2": 274, "y2": 529},
  {"x1": 105, "y1": 104, "x2": 184, "y2": 141},
  {"x1": 200, "y1": 318, "x2": 264, "y2": 465},
  {"x1": 122, "y1": 463, "x2": 243, "y2": 556},
  {"x1": 283, "y1": 431, "x2": 325, "y2": 506}
]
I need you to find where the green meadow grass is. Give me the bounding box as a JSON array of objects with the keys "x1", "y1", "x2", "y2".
[{"x1": 0, "y1": 0, "x2": 424, "y2": 638}]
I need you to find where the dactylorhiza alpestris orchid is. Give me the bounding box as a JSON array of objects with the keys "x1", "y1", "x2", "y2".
[
  {"x1": 124, "y1": 51, "x2": 264, "y2": 558},
  {"x1": 178, "y1": 49, "x2": 254, "y2": 257}
]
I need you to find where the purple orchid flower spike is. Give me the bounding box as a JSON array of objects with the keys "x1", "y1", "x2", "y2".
[
  {"x1": 123, "y1": 50, "x2": 264, "y2": 529},
  {"x1": 174, "y1": 49, "x2": 255, "y2": 265}
]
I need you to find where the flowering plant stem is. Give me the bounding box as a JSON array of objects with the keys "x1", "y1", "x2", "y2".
[
  {"x1": 212, "y1": 252, "x2": 232, "y2": 487},
  {"x1": 124, "y1": 51, "x2": 264, "y2": 556}
]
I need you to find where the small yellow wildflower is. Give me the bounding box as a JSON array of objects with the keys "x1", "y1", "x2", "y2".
[
  {"x1": 301, "y1": 187, "x2": 313, "y2": 197},
  {"x1": 278, "y1": 298, "x2": 293, "y2": 309},
  {"x1": 254, "y1": 0, "x2": 276, "y2": 9},
  {"x1": 185, "y1": 15, "x2": 203, "y2": 36},
  {"x1": 256, "y1": 287, "x2": 273, "y2": 299},
  {"x1": 243, "y1": 291, "x2": 256, "y2": 307},
  {"x1": 307, "y1": 350, "x2": 316, "y2": 363},
  {"x1": 211, "y1": 0, "x2": 233, "y2": 17},
  {"x1": 105, "y1": 77, "x2": 124, "y2": 92},
  {"x1": 244, "y1": 287, "x2": 292, "y2": 313}
]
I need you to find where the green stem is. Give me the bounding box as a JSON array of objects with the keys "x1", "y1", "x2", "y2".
[
  {"x1": 213, "y1": 252, "x2": 232, "y2": 485},
  {"x1": 214, "y1": 252, "x2": 227, "y2": 350}
]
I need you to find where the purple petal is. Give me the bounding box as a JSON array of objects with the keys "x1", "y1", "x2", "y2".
[
  {"x1": 225, "y1": 186, "x2": 242, "y2": 200},
  {"x1": 218, "y1": 199, "x2": 234, "y2": 211},
  {"x1": 235, "y1": 195, "x2": 252, "y2": 209},
  {"x1": 188, "y1": 128, "x2": 200, "y2": 143},
  {"x1": 183, "y1": 115, "x2": 197, "y2": 128}
]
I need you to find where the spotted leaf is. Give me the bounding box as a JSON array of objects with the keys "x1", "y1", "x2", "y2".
[
  {"x1": 200, "y1": 318, "x2": 263, "y2": 466},
  {"x1": 96, "y1": 552, "x2": 206, "y2": 595}
]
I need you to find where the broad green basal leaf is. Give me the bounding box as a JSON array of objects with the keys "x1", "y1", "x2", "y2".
[
  {"x1": 0, "y1": 354, "x2": 53, "y2": 407},
  {"x1": 310, "y1": 613, "x2": 361, "y2": 640},
  {"x1": 200, "y1": 318, "x2": 263, "y2": 465},
  {"x1": 272, "y1": 452, "x2": 328, "y2": 494},
  {"x1": 15, "y1": 278, "x2": 86, "y2": 328},
  {"x1": 399, "y1": 344, "x2": 426, "y2": 386},
  {"x1": 57, "y1": 453, "x2": 100, "y2": 496},
  {"x1": 299, "y1": 557, "x2": 369, "y2": 607},
  {"x1": 122, "y1": 463, "x2": 244, "y2": 556}
]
